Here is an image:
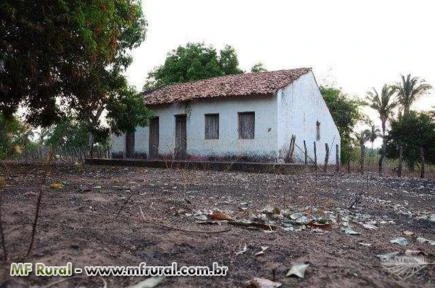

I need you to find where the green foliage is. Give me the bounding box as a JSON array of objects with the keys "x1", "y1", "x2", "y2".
[
  {"x1": 393, "y1": 74, "x2": 432, "y2": 116},
  {"x1": 144, "y1": 43, "x2": 243, "y2": 89},
  {"x1": 366, "y1": 85, "x2": 397, "y2": 134},
  {"x1": 1, "y1": 0, "x2": 147, "y2": 128},
  {"x1": 0, "y1": 113, "x2": 32, "y2": 159},
  {"x1": 107, "y1": 87, "x2": 153, "y2": 135},
  {"x1": 385, "y1": 112, "x2": 435, "y2": 167},
  {"x1": 320, "y1": 86, "x2": 364, "y2": 163},
  {"x1": 250, "y1": 63, "x2": 267, "y2": 73},
  {"x1": 45, "y1": 117, "x2": 109, "y2": 152}
]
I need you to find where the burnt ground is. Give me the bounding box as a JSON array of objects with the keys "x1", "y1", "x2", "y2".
[{"x1": 0, "y1": 164, "x2": 434, "y2": 288}]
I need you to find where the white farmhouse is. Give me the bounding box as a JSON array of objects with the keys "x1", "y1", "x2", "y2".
[{"x1": 111, "y1": 68, "x2": 340, "y2": 164}]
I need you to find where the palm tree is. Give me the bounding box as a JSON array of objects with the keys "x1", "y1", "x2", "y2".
[
  {"x1": 393, "y1": 74, "x2": 432, "y2": 116},
  {"x1": 355, "y1": 129, "x2": 371, "y2": 174},
  {"x1": 368, "y1": 124, "x2": 380, "y2": 152},
  {"x1": 366, "y1": 85, "x2": 397, "y2": 174}
]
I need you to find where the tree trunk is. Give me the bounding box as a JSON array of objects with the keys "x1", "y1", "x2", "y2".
[
  {"x1": 398, "y1": 145, "x2": 403, "y2": 177},
  {"x1": 360, "y1": 144, "x2": 365, "y2": 174},
  {"x1": 420, "y1": 146, "x2": 425, "y2": 178},
  {"x1": 335, "y1": 144, "x2": 340, "y2": 173},
  {"x1": 313, "y1": 142, "x2": 317, "y2": 171},
  {"x1": 88, "y1": 132, "x2": 94, "y2": 159},
  {"x1": 379, "y1": 120, "x2": 386, "y2": 176}
]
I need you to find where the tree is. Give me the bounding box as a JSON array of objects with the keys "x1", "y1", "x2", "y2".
[
  {"x1": 355, "y1": 129, "x2": 371, "y2": 174},
  {"x1": 367, "y1": 124, "x2": 380, "y2": 150},
  {"x1": 107, "y1": 87, "x2": 153, "y2": 135},
  {"x1": 144, "y1": 43, "x2": 243, "y2": 89},
  {"x1": 250, "y1": 63, "x2": 267, "y2": 73},
  {"x1": 366, "y1": 85, "x2": 397, "y2": 174},
  {"x1": 385, "y1": 112, "x2": 435, "y2": 170},
  {"x1": 0, "y1": 113, "x2": 32, "y2": 159},
  {"x1": 1, "y1": 0, "x2": 147, "y2": 128},
  {"x1": 393, "y1": 74, "x2": 432, "y2": 116},
  {"x1": 320, "y1": 86, "x2": 364, "y2": 165}
]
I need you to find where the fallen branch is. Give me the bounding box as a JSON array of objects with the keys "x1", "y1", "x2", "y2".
[{"x1": 26, "y1": 150, "x2": 54, "y2": 258}]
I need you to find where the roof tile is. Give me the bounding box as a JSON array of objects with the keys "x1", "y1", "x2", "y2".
[{"x1": 143, "y1": 68, "x2": 311, "y2": 105}]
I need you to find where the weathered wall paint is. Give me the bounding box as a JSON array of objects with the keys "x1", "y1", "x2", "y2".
[{"x1": 277, "y1": 72, "x2": 340, "y2": 164}]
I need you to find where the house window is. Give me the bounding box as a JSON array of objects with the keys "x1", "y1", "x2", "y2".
[
  {"x1": 316, "y1": 121, "x2": 321, "y2": 141},
  {"x1": 205, "y1": 114, "x2": 219, "y2": 139},
  {"x1": 238, "y1": 112, "x2": 255, "y2": 139}
]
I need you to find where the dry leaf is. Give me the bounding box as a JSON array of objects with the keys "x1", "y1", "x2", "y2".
[
  {"x1": 247, "y1": 277, "x2": 282, "y2": 288},
  {"x1": 50, "y1": 182, "x2": 64, "y2": 189},
  {"x1": 126, "y1": 277, "x2": 165, "y2": 288},
  {"x1": 255, "y1": 246, "x2": 269, "y2": 256},
  {"x1": 0, "y1": 176, "x2": 5, "y2": 188},
  {"x1": 361, "y1": 223, "x2": 377, "y2": 230},
  {"x1": 342, "y1": 227, "x2": 360, "y2": 235},
  {"x1": 210, "y1": 210, "x2": 233, "y2": 221},
  {"x1": 381, "y1": 256, "x2": 428, "y2": 279},
  {"x1": 286, "y1": 263, "x2": 309, "y2": 278},
  {"x1": 236, "y1": 244, "x2": 248, "y2": 255},
  {"x1": 390, "y1": 237, "x2": 408, "y2": 246},
  {"x1": 416, "y1": 237, "x2": 435, "y2": 246},
  {"x1": 403, "y1": 230, "x2": 414, "y2": 236}
]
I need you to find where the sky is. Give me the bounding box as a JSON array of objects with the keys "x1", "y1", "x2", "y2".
[{"x1": 126, "y1": 0, "x2": 435, "y2": 118}]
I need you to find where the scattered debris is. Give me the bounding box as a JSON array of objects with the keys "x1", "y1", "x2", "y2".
[
  {"x1": 376, "y1": 252, "x2": 400, "y2": 261},
  {"x1": 50, "y1": 182, "x2": 63, "y2": 189},
  {"x1": 286, "y1": 263, "x2": 310, "y2": 278},
  {"x1": 255, "y1": 246, "x2": 269, "y2": 256},
  {"x1": 390, "y1": 237, "x2": 408, "y2": 246},
  {"x1": 246, "y1": 277, "x2": 282, "y2": 288},
  {"x1": 236, "y1": 244, "x2": 248, "y2": 255},
  {"x1": 358, "y1": 242, "x2": 372, "y2": 247},
  {"x1": 402, "y1": 230, "x2": 415, "y2": 236},
  {"x1": 210, "y1": 210, "x2": 234, "y2": 221},
  {"x1": 416, "y1": 237, "x2": 435, "y2": 246},
  {"x1": 127, "y1": 277, "x2": 165, "y2": 288},
  {"x1": 380, "y1": 256, "x2": 429, "y2": 280},
  {"x1": 342, "y1": 227, "x2": 360, "y2": 235}
]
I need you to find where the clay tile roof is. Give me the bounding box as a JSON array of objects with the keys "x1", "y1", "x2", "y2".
[{"x1": 143, "y1": 67, "x2": 311, "y2": 105}]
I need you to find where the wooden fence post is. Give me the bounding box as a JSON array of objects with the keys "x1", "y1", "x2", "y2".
[
  {"x1": 303, "y1": 140, "x2": 308, "y2": 166},
  {"x1": 285, "y1": 135, "x2": 296, "y2": 163},
  {"x1": 323, "y1": 143, "x2": 329, "y2": 172},
  {"x1": 420, "y1": 146, "x2": 425, "y2": 178},
  {"x1": 398, "y1": 145, "x2": 403, "y2": 177},
  {"x1": 335, "y1": 144, "x2": 340, "y2": 173},
  {"x1": 313, "y1": 142, "x2": 317, "y2": 170}
]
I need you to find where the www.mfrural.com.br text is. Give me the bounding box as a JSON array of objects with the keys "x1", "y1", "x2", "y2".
[{"x1": 10, "y1": 262, "x2": 229, "y2": 277}]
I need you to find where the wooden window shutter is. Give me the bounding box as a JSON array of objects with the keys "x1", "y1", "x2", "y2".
[
  {"x1": 238, "y1": 112, "x2": 255, "y2": 139},
  {"x1": 205, "y1": 114, "x2": 219, "y2": 139}
]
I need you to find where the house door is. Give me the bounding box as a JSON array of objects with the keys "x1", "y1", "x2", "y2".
[
  {"x1": 125, "y1": 132, "x2": 135, "y2": 158},
  {"x1": 149, "y1": 117, "x2": 159, "y2": 159},
  {"x1": 175, "y1": 115, "x2": 187, "y2": 159}
]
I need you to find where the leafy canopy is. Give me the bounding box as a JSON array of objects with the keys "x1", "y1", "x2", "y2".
[
  {"x1": 144, "y1": 43, "x2": 243, "y2": 89},
  {"x1": 386, "y1": 112, "x2": 435, "y2": 167},
  {"x1": 320, "y1": 86, "x2": 364, "y2": 163},
  {"x1": 0, "y1": 0, "x2": 148, "y2": 131}
]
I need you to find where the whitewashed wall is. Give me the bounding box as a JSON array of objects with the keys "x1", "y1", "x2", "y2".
[
  {"x1": 111, "y1": 97, "x2": 279, "y2": 159},
  {"x1": 277, "y1": 72, "x2": 341, "y2": 164}
]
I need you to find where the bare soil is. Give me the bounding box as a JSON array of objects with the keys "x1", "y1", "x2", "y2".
[{"x1": 0, "y1": 164, "x2": 434, "y2": 288}]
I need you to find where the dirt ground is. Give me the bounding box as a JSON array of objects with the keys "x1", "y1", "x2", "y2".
[{"x1": 0, "y1": 164, "x2": 433, "y2": 288}]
